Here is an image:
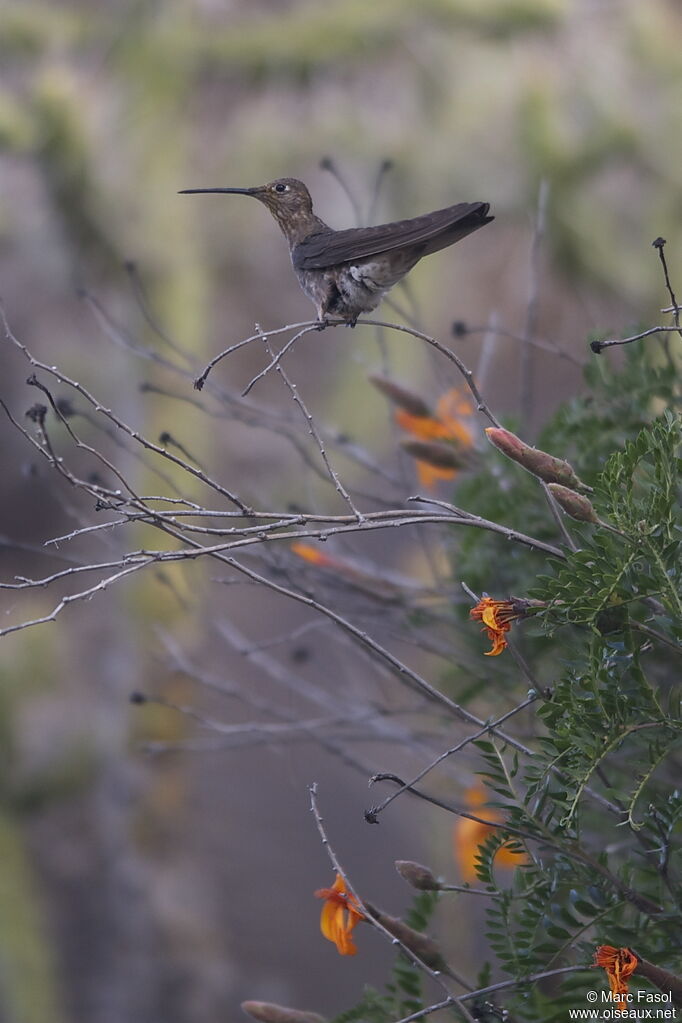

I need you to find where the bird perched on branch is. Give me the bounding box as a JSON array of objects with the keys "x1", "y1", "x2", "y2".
[{"x1": 180, "y1": 178, "x2": 493, "y2": 326}]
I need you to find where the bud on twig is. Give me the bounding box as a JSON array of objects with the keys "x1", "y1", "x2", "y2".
[
  {"x1": 400, "y1": 439, "x2": 470, "y2": 471},
  {"x1": 547, "y1": 484, "x2": 599, "y2": 523},
  {"x1": 365, "y1": 904, "x2": 449, "y2": 974},
  {"x1": 633, "y1": 955, "x2": 682, "y2": 1008},
  {"x1": 395, "y1": 860, "x2": 440, "y2": 891},
  {"x1": 242, "y1": 1002, "x2": 326, "y2": 1023},
  {"x1": 368, "y1": 375, "x2": 432, "y2": 417},
  {"x1": 485, "y1": 427, "x2": 590, "y2": 491}
]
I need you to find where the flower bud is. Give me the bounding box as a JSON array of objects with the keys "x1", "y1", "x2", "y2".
[
  {"x1": 242, "y1": 1003, "x2": 326, "y2": 1023},
  {"x1": 485, "y1": 428, "x2": 589, "y2": 491},
  {"x1": 395, "y1": 860, "x2": 440, "y2": 891},
  {"x1": 365, "y1": 904, "x2": 449, "y2": 974},
  {"x1": 369, "y1": 375, "x2": 432, "y2": 417},
  {"x1": 634, "y1": 956, "x2": 682, "y2": 1005},
  {"x1": 547, "y1": 484, "x2": 599, "y2": 523},
  {"x1": 400, "y1": 439, "x2": 470, "y2": 470}
]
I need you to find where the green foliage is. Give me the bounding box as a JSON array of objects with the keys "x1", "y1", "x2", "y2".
[
  {"x1": 437, "y1": 342, "x2": 681, "y2": 1019},
  {"x1": 537, "y1": 410, "x2": 681, "y2": 630},
  {"x1": 455, "y1": 340, "x2": 677, "y2": 600}
]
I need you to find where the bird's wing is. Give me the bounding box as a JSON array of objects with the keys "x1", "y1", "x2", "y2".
[{"x1": 292, "y1": 202, "x2": 492, "y2": 271}]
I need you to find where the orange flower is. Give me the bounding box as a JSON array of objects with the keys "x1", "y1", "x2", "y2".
[
  {"x1": 433, "y1": 388, "x2": 476, "y2": 441},
  {"x1": 395, "y1": 388, "x2": 475, "y2": 489},
  {"x1": 594, "y1": 945, "x2": 638, "y2": 1010},
  {"x1": 314, "y1": 873, "x2": 365, "y2": 956},
  {"x1": 453, "y1": 784, "x2": 527, "y2": 881},
  {"x1": 290, "y1": 542, "x2": 336, "y2": 568},
  {"x1": 469, "y1": 596, "x2": 523, "y2": 656}
]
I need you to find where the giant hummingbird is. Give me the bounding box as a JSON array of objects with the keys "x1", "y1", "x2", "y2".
[{"x1": 180, "y1": 178, "x2": 493, "y2": 326}]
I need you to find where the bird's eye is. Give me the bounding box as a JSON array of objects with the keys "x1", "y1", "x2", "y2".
[{"x1": 274, "y1": 183, "x2": 289, "y2": 193}]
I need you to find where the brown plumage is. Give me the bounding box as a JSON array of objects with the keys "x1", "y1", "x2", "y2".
[{"x1": 180, "y1": 178, "x2": 493, "y2": 325}]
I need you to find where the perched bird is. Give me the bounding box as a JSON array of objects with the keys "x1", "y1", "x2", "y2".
[{"x1": 180, "y1": 178, "x2": 493, "y2": 326}]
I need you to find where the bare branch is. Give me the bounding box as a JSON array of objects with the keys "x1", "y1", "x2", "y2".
[
  {"x1": 194, "y1": 316, "x2": 501, "y2": 428},
  {"x1": 308, "y1": 783, "x2": 477, "y2": 1019},
  {"x1": 590, "y1": 324, "x2": 679, "y2": 355},
  {"x1": 256, "y1": 327, "x2": 364, "y2": 520},
  {"x1": 1, "y1": 304, "x2": 252, "y2": 513},
  {"x1": 365, "y1": 694, "x2": 538, "y2": 821}
]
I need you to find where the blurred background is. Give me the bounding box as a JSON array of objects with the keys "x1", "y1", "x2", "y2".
[{"x1": 0, "y1": 1, "x2": 680, "y2": 1021}]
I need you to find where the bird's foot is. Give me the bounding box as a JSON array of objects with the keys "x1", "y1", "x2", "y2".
[
  {"x1": 346, "y1": 316, "x2": 358, "y2": 329},
  {"x1": 315, "y1": 317, "x2": 330, "y2": 332}
]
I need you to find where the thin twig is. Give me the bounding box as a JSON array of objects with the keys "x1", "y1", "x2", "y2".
[
  {"x1": 193, "y1": 320, "x2": 319, "y2": 390},
  {"x1": 319, "y1": 156, "x2": 363, "y2": 225},
  {"x1": 1, "y1": 305, "x2": 252, "y2": 513},
  {"x1": 241, "y1": 324, "x2": 319, "y2": 397},
  {"x1": 257, "y1": 327, "x2": 364, "y2": 520},
  {"x1": 123, "y1": 260, "x2": 195, "y2": 366},
  {"x1": 590, "y1": 325, "x2": 679, "y2": 355},
  {"x1": 520, "y1": 179, "x2": 549, "y2": 429},
  {"x1": 309, "y1": 783, "x2": 477, "y2": 1019},
  {"x1": 195, "y1": 316, "x2": 501, "y2": 428},
  {"x1": 389, "y1": 965, "x2": 587, "y2": 1023},
  {"x1": 653, "y1": 237, "x2": 681, "y2": 337},
  {"x1": 366, "y1": 158, "x2": 394, "y2": 224},
  {"x1": 456, "y1": 322, "x2": 581, "y2": 367},
  {"x1": 365, "y1": 695, "x2": 537, "y2": 821}
]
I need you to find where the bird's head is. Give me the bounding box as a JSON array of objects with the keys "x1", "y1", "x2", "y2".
[{"x1": 179, "y1": 178, "x2": 314, "y2": 232}]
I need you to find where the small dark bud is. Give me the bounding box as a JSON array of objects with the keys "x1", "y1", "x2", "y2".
[
  {"x1": 365, "y1": 904, "x2": 449, "y2": 974},
  {"x1": 652, "y1": 237, "x2": 666, "y2": 249},
  {"x1": 401, "y1": 439, "x2": 468, "y2": 471},
  {"x1": 364, "y1": 809, "x2": 379, "y2": 824},
  {"x1": 369, "y1": 374, "x2": 431, "y2": 417},
  {"x1": 590, "y1": 340, "x2": 603, "y2": 354},
  {"x1": 26, "y1": 373, "x2": 40, "y2": 387},
  {"x1": 395, "y1": 860, "x2": 440, "y2": 891},
  {"x1": 452, "y1": 320, "x2": 469, "y2": 337},
  {"x1": 25, "y1": 403, "x2": 47, "y2": 425},
  {"x1": 380, "y1": 159, "x2": 394, "y2": 173},
  {"x1": 242, "y1": 1002, "x2": 326, "y2": 1023},
  {"x1": 319, "y1": 156, "x2": 334, "y2": 171},
  {"x1": 129, "y1": 691, "x2": 147, "y2": 704},
  {"x1": 159, "y1": 431, "x2": 171, "y2": 445},
  {"x1": 193, "y1": 376, "x2": 205, "y2": 391}
]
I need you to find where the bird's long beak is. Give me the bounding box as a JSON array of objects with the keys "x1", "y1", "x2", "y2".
[{"x1": 178, "y1": 187, "x2": 258, "y2": 195}]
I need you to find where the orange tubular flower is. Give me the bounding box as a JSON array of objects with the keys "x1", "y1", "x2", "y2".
[
  {"x1": 314, "y1": 873, "x2": 365, "y2": 956},
  {"x1": 290, "y1": 542, "x2": 336, "y2": 568},
  {"x1": 469, "y1": 596, "x2": 523, "y2": 656},
  {"x1": 454, "y1": 784, "x2": 527, "y2": 880},
  {"x1": 594, "y1": 946, "x2": 638, "y2": 1010}
]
